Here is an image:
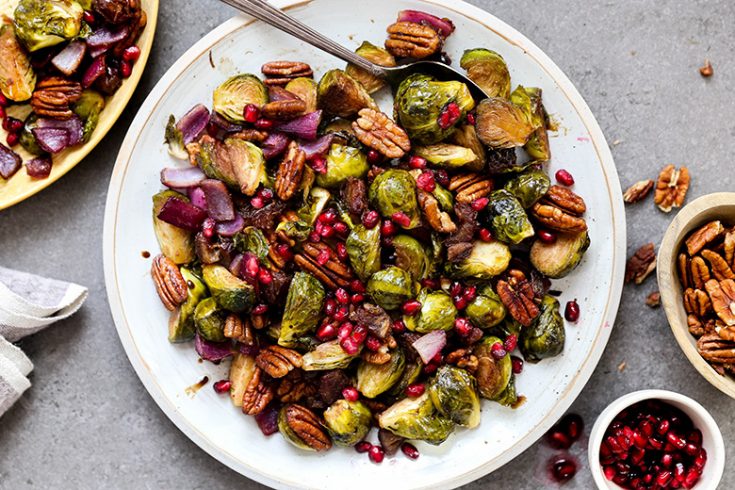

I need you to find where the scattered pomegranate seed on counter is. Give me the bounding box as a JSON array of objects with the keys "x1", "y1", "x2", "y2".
[
  {"x1": 555, "y1": 168, "x2": 575, "y2": 186},
  {"x1": 549, "y1": 455, "x2": 577, "y2": 483}
]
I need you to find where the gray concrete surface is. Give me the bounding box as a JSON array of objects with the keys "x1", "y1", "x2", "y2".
[{"x1": 0, "y1": 0, "x2": 733, "y2": 488}]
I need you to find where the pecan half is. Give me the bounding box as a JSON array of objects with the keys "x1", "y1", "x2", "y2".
[
  {"x1": 352, "y1": 108, "x2": 411, "y2": 158},
  {"x1": 295, "y1": 242, "x2": 354, "y2": 289},
  {"x1": 417, "y1": 190, "x2": 456, "y2": 233},
  {"x1": 280, "y1": 404, "x2": 332, "y2": 451},
  {"x1": 705, "y1": 279, "x2": 735, "y2": 326},
  {"x1": 697, "y1": 333, "x2": 735, "y2": 365},
  {"x1": 690, "y1": 256, "x2": 711, "y2": 290},
  {"x1": 445, "y1": 348, "x2": 479, "y2": 373},
  {"x1": 31, "y1": 77, "x2": 83, "y2": 119},
  {"x1": 151, "y1": 255, "x2": 188, "y2": 311},
  {"x1": 385, "y1": 22, "x2": 441, "y2": 59},
  {"x1": 625, "y1": 243, "x2": 657, "y2": 284},
  {"x1": 277, "y1": 371, "x2": 317, "y2": 403},
  {"x1": 224, "y1": 314, "x2": 256, "y2": 345},
  {"x1": 261, "y1": 61, "x2": 313, "y2": 86},
  {"x1": 646, "y1": 291, "x2": 661, "y2": 308},
  {"x1": 683, "y1": 288, "x2": 711, "y2": 317},
  {"x1": 448, "y1": 173, "x2": 494, "y2": 204},
  {"x1": 688, "y1": 314, "x2": 706, "y2": 337},
  {"x1": 725, "y1": 230, "x2": 735, "y2": 268},
  {"x1": 241, "y1": 366, "x2": 274, "y2": 415},
  {"x1": 544, "y1": 185, "x2": 587, "y2": 215},
  {"x1": 654, "y1": 164, "x2": 690, "y2": 212},
  {"x1": 275, "y1": 142, "x2": 306, "y2": 201},
  {"x1": 362, "y1": 350, "x2": 392, "y2": 365},
  {"x1": 231, "y1": 129, "x2": 269, "y2": 143},
  {"x1": 496, "y1": 269, "x2": 540, "y2": 327},
  {"x1": 623, "y1": 179, "x2": 654, "y2": 204},
  {"x1": 685, "y1": 221, "x2": 724, "y2": 256},
  {"x1": 261, "y1": 99, "x2": 307, "y2": 120},
  {"x1": 701, "y1": 249, "x2": 735, "y2": 281},
  {"x1": 531, "y1": 186, "x2": 587, "y2": 233},
  {"x1": 716, "y1": 323, "x2": 735, "y2": 342},
  {"x1": 678, "y1": 253, "x2": 692, "y2": 289},
  {"x1": 256, "y1": 345, "x2": 303, "y2": 378}
]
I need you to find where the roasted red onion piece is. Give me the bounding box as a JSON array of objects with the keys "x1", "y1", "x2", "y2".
[
  {"x1": 397, "y1": 10, "x2": 455, "y2": 37},
  {"x1": 412, "y1": 330, "x2": 447, "y2": 364},
  {"x1": 299, "y1": 133, "x2": 334, "y2": 159},
  {"x1": 261, "y1": 132, "x2": 290, "y2": 160},
  {"x1": 209, "y1": 111, "x2": 243, "y2": 134},
  {"x1": 86, "y1": 26, "x2": 130, "y2": 49},
  {"x1": 51, "y1": 41, "x2": 87, "y2": 76},
  {"x1": 32, "y1": 128, "x2": 70, "y2": 154},
  {"x1": 156, "y1": 196, "x2": 208, "y2": 231},
  {"x1": 187, "y1": 186, "x2": 207, "y2": 210},
  {"x1": 177, "y1": 104, "x2": 210, "y2": 145},
  {"x1": 26, "y1": 157, "x2": 53, "y2": 179},
  {"x1": 200, "y1": 179, "x2": 235, "y2": 221},
  {"x1": 215, "y1": 214, "x2": 245, "y2": 237},
  {"x1": 274, "y1": 110, "x2": 322, "y2": 141},
  {"x1": 82, "y1": 56, "x2": 107, "y2": 88},
  {"x1": 0, "y1": 144, "x2": 22, "y2": 180},
  {"x1": 161, "y1": 166, "x2": 206, "y2": 189},
  {"x1": 37, "y1": 117, "x2": 83, "y2": 146},
  {"x1": 194, "y1": 333, "x2": 233, "y2": 362}
]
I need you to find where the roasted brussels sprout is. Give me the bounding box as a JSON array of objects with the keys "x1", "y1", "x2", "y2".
[
  {"x1": 168, "y1": 268, "x2": 207, "y2": 343},
  {"x1": 346, "y1": 41, "x2": 396, "y2": 94},
  {"x1": 228, "y1": 352, "x2": 257, "y2": 407},
  {"x1": 530, "y1": 231, "x2": 590, "y2": 279},
  {"x1": 278, "y1": 272, "x2": 326, "y2": 347},
  {"x1": 72, "y1": 90, "x2": 106, "y2": 142},
  {"x1": 152, "y1": 190, "x2": 195, "y2": 264},
  {"x1": 521, "y1": 295, "x2": 565, "y2": 362},
  {"x1": 388, "y1": 360, "x2": 422, "y2": 398},
  {"x1": 366, "y1": 266, "x2": 418, "y2": 311},
  {"x1": 378, "y1": 392, "x2": 454, "y2": 445},
  {"x1": 484, "y1": 190, "x2": 534, "y2": 244},
  {"x1": 317, "y1": 69, "x2": 376, "y2": 117},
  {"x1": 473, "y1": 336, "x2": 512, "y2": 399},
  {"x1": 213, "y1": 74, "x2": 268, "y2": 123},
  {"x1": 392, "y1": 235, "x2": 433, "y2": 282},
  {"x1": 495, "y1": 374, "x2": 519, "y2": 407},
  {"x1": 394, "y1": 74, "x2": 475, "y2": 145},
  {"x1": 511, "y1": 86, "x2": 550, "y2": 161},
  {"x1": 198, "y1": 137, "x2": 265, "y2": 196},
  {"x1": 460, "y1": 48, "x2": 511, "y2": 99},
  {"x1": 285, "y1": 77, "x2": 318, "y2": 113},
  {"x1": 404, "y1": 289, "x2": 457, "y2": 333},
  {"x1": 0, "y1": 16, "x2": 36, "y2": 101},
  {"x1": 302, "y1": 339, "x2": 359, "y2": 370},
  {"x1": 475, "y1": 97, "x2": 534, "y2": 149},
  {"x1": 315, "y1": 144, "x2": 369, "y2": 189},
  {"x1": 13, "y1": 0, "x2": 83, "y2": 52},
  {"x1": 414, "y1": 144, "x2": 478, "y2": 168},
  {"x1": 323, "y1": 399, "x2": 372, "y2": 446},
  {"x1": 193, "y1": 297, "x2": 227, "y2": 342},
  {"x1": 357, "y1": 348, "x2": 406, "y2": 398},
  {"x1": 503, "y1": 169, "x2": 550, "y2": 208},
  {"x1": 368, "y1": 169, "x2": 421, "y2": 229},
  {"x1": 296, "y1": 187, "x2": 331, "y2": 225},
  {"x1": 431, "y1": 183, "x2": 454, "y2": 212},
  {"x1": 19, "y1": 114, "x2": 43, "y2": 156},
  {"x1": 202, "y1": 264, "x2": 256, "y2": 313},
  {"x1": 465, "y1": 285, "x2": 506, "y2": 329},
  {"x1": 450, "y1": 125, "x2": 486, "y2": 172},
  {"x1": 444, "y1": 240, "x2": 511, "y2": 280},
  {"x1": 429, "y1": 365, "x2": 481, "y2": 428},
  {"x1": 346, "y1": 224, "x2": 381, "y2": 282},
  {"x1": 233, "y1": 227, "x2": 270, "y2": 262}
]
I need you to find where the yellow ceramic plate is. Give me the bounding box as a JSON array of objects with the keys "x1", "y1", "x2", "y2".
[{"x1": 0, "y1": 0, "x2": 158, "y2": 210}]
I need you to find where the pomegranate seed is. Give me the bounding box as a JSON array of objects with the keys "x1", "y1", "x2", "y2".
[
  {"x1": 391, "y1": 211, "x2": 411, "y2": 228},
  {"x1": 658, "y1": 419, "x2": 671, "y2": 435},
  {"x1": 0, "y1": 107, "x2": 5, "y2": 120},
  {"x1": 547, "y1": 430, "x2": 572, "y2": 450},
  {"x1": 466, "y1": 112, "x2": 476, "y2": 125},
  {"x1": 350, "y1": 279, "x2": 366, "y2": 293},
  {"x1": 656, "y1": 470, "x2": 673, "y2": 486},
  {"x1": 431, "y1": 351, "x2": 443, "y2": 364},
  {"x1": 252, "y1": 304, "x2": 268, "y2": 315},
  {"x1": 408, "y1": 155, "x2": 427, "y2": 169},
  {"x1": 684, "y1": 443, "x2": 698, "y2": 456},
  {"x1": 342, "y1": 387, "x2": 359, "y2": 402},
  {"x1": 565, "y1": 299, "x2": 580, "y2": 322},
  {"x1": 336, "y1": 242, "x2": 348, "y2": 261},
  {"x1": 604, "y1": 466, "x2": 616, "y2": 481},
  {"x1": 120, "y1": 60, "x2": 133, "y2": 78},
  {"x1": 380, "y1": 219, "x2": 397, "y2": 237},
  {"x1": 694, "y1": 448, "x2": 707, "y2": 469},
  {"x1": 405, "y1": 383, "x2": 426, "y2": 398},
  {"x1": 276, "y1": 243, "x2": 293, "y2": 261},
  {"x1": 319, "y1": 223, "x2": 335, "y2": 238},
  {"x1": 453, "y1": 296, "x2": 468, "y2": 310},
  {"x1": 337, "y1": 322, "x2": 354, "y2": 340},
  {"x1": 335, "y1": 288, "x2": 350, "y2": 304},
  {"x1": 561, "y1": 413, "x2": 584, "y2": 441},
  {"x1": 202, "y1": 218, "x2": 215, "y2": 238},
  {"x1": 242, "y1": 104, "x2": 260, "y2": 123},
  {"x1": 362, "y1": 210, "x2": 380, "y2": 229},
  {"x1": 351, "y1": 325, "x2": 368, "y2": 344},
  {"x1": 450, "y1": 281, "x2": 464, "y2": 297},
  {"x1": 478, "y1": 228, "x2": 493, "y2": 242},
  {"x1": 462, "y1": 285, "x2": 477, "y2": 302},
  {"x1": 416, "y1": 170, "x2": 436, "y2": 192},
  {"x1": 250, "y1": 196, "x2": 264, "y2": 209},
  {"x1": 538, "y1": 230, "x2": 557, "y2": 244},
  {"x1": 667, "y1": 432, "x2": 687, "y2": 450},
  {"x1": 324, "y1": 298, "x2": 337, "y2": 317},
  {"x1": 491, "y1": 342, "x2": 507, "y2": 360},
  {"x1": 308, "y1": 231, "x2": 321, "y2": 243},
  {"x1": 434, "y1": 169, "x2": 449, "y2": 187},
  {"x1": 258, "y1": 187, "x2": 274, "y2": 201},
  {"x1": 503, "y1": 334, "x2": 518, "y2": 352},
  {"x1": 244, "y1": 255, "x2": 259, "y2": 277},
  {"x1": 213, "y1": 379, "x2": 231, "y2": 393},
  {"x1": 316, "y1": 322, "x2": 337, "y2": 341},
  {"x1": 255, "y1": 118, "x2": 273, "y2": 130},
  {"x1": 369, "y1": 445, "x2": 385, "y2": 463},
  {"x1": 367, "y1": 149, "x2": 381, "y2": 164},
  {"x1": 420, "y1": 278, "x2": 439, "y2": 289},
  {"x1": 334, "y1": 306, "x2": 349, "y2": 322},
  {"x1": 6, "y1": 132, "x2": 19, "y2": 147},
  {"x1": 423, "y1": 363, "x2": 438, "y2": 374},
  {"x1": 674, "y1": 462, "x2": 686, "y2": 479},
  {"x1": 401, "y1": 442, "x2": 420, "y2": 460},
  {"x1": 633, "y1": 430, "x2": 648, "y2": 448},
  {"x1": 688, "y1": 429, "x2": 702, "y2": 445},
  {"x1": 82, "y1": 10, "x2": 96, "y2": 25},
  {"x1": 437, "y1": 102, "x2": 461, "y2": 129},
  {"x1": 122, "y1": 46, "x2": 142, "y2": 64},
  {"x1": 351, "y1": 293, "x2": 365, "y2": 304},
  {"x1": 471, "y1": 197, "x2": 489, "y2": 211},
  {"x1": 319, "y1": 208, "x2": 337, "y2": 224},
  {"x1": 316, "y1": 248, "x2": 330, "y2": 265},
  {"x1": 555, "y1": 169, "x2": 575, "y2": 186},
  {"x1": 392, "y1": 319, "x2": 406, "y2": 333},
  {"x1": 366, "y1": 336, "x2": 382, "y2": 352},
  {"x1": 684, "y1": 469, "x2": 700, "y2": 488},
  {"x1": 4, "y1": 117, "x2": 22, "y2": 132},
  {"x1": 258, "y1": 268, "x2": 272, "y2": 284},
  {"x1": 402, "y1": 299, "x2": 422, "y2": 316},
  {"x1": 333, "y1": 221, "x2": 348, "y2": 236},
  {"x1": 355, "y1": 441, "x2": 372, "y2": 453},
  {"x1": 340, "y1": 337, "x2": 359, "y2": 355},
  {"x1": 309, "y1": 154, "x2": 327, "y2": 174},
  {"x1": 0, "y1": 93, "x2": 6, "y2": 107},
  {"x1": 549, "y1": 456, "x2": 577, "y2": 483},
  {"x1": 511, "y1": 355, "x2": 524, "y2": 374}
]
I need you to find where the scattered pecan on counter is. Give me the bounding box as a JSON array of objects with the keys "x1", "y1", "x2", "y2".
[
  {"x1": 653, "y1": 164, "x2": 690, "y2": 212},
  {"x1": 622, "y1": 179, "x2": 654, "y2": 204},
  {"x1": 625, "y1": 243, "x2": 656, "y2": 285}
]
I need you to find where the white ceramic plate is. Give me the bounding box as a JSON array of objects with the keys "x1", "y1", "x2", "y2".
[{"x1": 103, "y1": 1, "x2": 626, "y2": 488}]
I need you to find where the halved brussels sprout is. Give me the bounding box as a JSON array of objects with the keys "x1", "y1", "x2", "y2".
[
  {"x1": 296, "y1": 187, "x2": 331, "y2": 225},
  {"x1": 444, "y1": 240, "x2": 511, "y2": 280},
  {"x1": 530, "y1": 231, "x2": 590, "y2": 279},
  {"x1": 229, "y1": 352, "x2": 257, "y2": 407},
  {"x1": 431, "y1": 183, "x2": 454, "y2": 212},
  {"x1": 197, "y1": 137, "x2": 266, "y2": 196},
  {"x1": 202, "y1": 265, "x2": 255, "y2": 313},
  {"x1": 357, "y1": 348, "x2": 406, "y2": 398},
  {"x1": 13, "y1": 0, "x2": 83, "y2": 52},
  {"x1": 369, "y1": 169, "x2": 421, "y2": 229},
  {"x1": 475, "y1": 97, "x2": 534, "y2": 149},
  {"x1": 414, "y1": 144, "x2": 478, "y2": 168},
  {"x1": 521, "y1": 295, "x2": 565, "y2": 362},
  {"x1": 367, "y1": 266, "x2": 418, "y2": 311},
  {"x1": 473, "y1": 336, "x2": 512, "y2": 399},
  {"x1": 233, "y1": 227, "x2": 270, "y2": 262},
  {"x1": 165, "y1": 115, "x2": 187, "y2": 160},
  {"x1": 302, "y1": 339, "x2": 359, "y2": 370},
  {"x1": 19, "y1": 114, "x2": 43, "y2": 156},
  {"x1": 388, "y1": 360, "x2": 422, "y2": 398},
  {"x1": 213, "y1": 74, "x2": 268, "y2": 123},
  {"x1": 278, "y1": 404, "x2": 331, "y2": 451},
  {"x1": 404, "y1": 288, "x2": 457, "y2": 333},
  {"x1": 317, "y1": 69, "x2": 377, "y2": 117},
  {"x1": 72, "y1": 90, "x2": 106, "y2": 142},
  {"x1": 0, "y1": 16, "x2": 36, "y2": 101},
  {"x1": 511, "y1": 86, "x2": 550, "y2": 161},
  {"x1": 346, "y1": 41, "x2": 396, "y2": 93},
  {"x1": 285, "y1": 77, "x2": 318, "y2": 113},
  {"x1": 394, "y1": 74, "x2": 475, "y2": 145},
  {"x1": 316, "y1": 144, "x2": 369, "y2": 189},
  {"x1": 450, "y1": 125, "x2": 486, "y2": 172},
  {"x1": 495, "y1": 374, "x2": 519, "y2": 407},
  {"x1": 168, "y1": 268, "x2": 208, "y2": 343},
  {"x1": 490, "y1": 316, "x2": 522, "y2": 339},
  {"x1": 484, "y1": 190, "x2": 534, "y2": 244},
  {"x1": 465, "y1": 285, "x2": 506, "y2": 329},
  {"x1": 503, "y1": 169, "x2": 550, "y2": 208},
  {"x1": 428, "y1": 365, "x2": 481, "y2": 428},
  {"x1": 278, "y1": 272, "x2": 325, "y2": 347},
  {"x1": 193, "y1": 297, "x2": 227, "y2": 342},
  {"x1": 460, "y1": 48, "x2": 511, "y2": 99},
  {"x1": 392, "y1": 235, "x2": 433, "y2": 281},
  {"x1": 378, "y1": 392, "x2": 454, "y2": 445},
  {"x1": 323, "y1": 399, "x2": 372, "y2": 446},
  {"x1": 152, "y1": 190, "x2": 195, "y2": 264},
  {"x1": 346, "y1": 224, "x2": 381, "y2": 282}
]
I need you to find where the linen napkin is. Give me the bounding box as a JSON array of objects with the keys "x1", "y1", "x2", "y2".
[{"x1": 0, "y1": 266, "x2": 87, "y2": 417}]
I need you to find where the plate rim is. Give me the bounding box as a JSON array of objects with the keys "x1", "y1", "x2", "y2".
[{"x1": 103, "y1": 1, "x2": 627, "y2": 488}]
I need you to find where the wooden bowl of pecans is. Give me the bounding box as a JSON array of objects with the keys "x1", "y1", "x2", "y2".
[{"x1": 658, "y1": 192, "x2": 735, "y2": 399}]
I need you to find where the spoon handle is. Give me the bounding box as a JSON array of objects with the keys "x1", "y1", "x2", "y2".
[{"x1": 220, "y1": 0, "x2": 384, "y2": 77}]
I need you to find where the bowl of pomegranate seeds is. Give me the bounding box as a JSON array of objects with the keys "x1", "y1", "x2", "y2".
[{"x1": 588, "y1": 390, "x2": 724, "y2": 490}]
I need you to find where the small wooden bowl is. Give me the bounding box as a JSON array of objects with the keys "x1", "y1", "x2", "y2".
[{"x1": 658, "y1": 192, "x2": 735, "y2": 399}]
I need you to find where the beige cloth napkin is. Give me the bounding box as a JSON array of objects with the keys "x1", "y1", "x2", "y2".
[{"x1": 0, "y1": 267, "x2": 87, "y2": 417}]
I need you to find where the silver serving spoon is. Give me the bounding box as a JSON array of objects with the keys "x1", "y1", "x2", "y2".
[{"x1": 219, "y1": 0, "x2": 489, "y2": 101}]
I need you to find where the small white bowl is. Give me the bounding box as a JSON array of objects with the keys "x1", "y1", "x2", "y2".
[{"x1": 588, "y1": 390, "x2": 725, "y2": 489}]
